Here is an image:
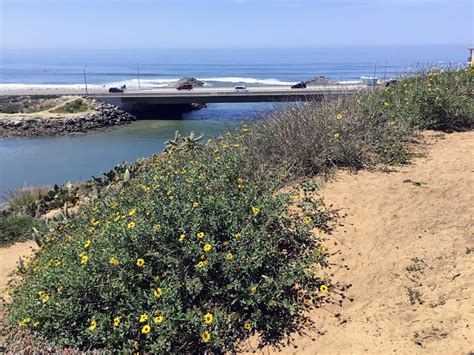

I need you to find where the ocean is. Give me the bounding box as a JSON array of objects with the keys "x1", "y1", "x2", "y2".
[
  {"x1": 0, "y1": 45, "x2": 467, "y2": 89},
  {"x1": 0, "y1": 45, "x2": 469, "y2": 198}
]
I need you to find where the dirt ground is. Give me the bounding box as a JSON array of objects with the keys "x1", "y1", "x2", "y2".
[
  {"x1": 0, "y1": 131, "x2": 472, "y2": 353},
  {"x1": 252, "y1": 131, "x2": 473, "y2": 354}
]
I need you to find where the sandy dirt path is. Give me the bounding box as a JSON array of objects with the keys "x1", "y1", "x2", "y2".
[
  {"x1": 0, "y1": 241, "x2": 37, "y2": 301},
  {"x1": 254, "y1": 131, "x2": 473, "y2": 354}
]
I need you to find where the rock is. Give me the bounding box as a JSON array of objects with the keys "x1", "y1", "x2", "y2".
[
  {"x1": 305, "y1": 76, "x2": 338, "y2": 86},
  {"x1": 169, "y1": 77, "x2": 205, "y2": 88}
]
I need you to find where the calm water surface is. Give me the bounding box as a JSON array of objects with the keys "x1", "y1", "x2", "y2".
[{"x1": 0, "y1": 103, "x2": 271, "y2": 199}]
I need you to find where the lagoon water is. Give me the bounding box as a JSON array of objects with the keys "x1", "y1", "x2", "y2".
[{"x1": 0, "y1": 45, "x2": 468, "y2": 198}]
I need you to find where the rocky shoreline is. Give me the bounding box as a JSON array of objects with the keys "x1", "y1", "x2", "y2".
[{"x1": 0, "y1": 101, "x2": 136, "y2": 138}]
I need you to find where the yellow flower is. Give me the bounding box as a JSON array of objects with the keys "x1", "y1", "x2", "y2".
[
  {"x1": 251, "y1": 207, "x2": 260, "y2": 216},
  {"x1": 237, "y1": 177, "x2": 245, "y2": 189},
  {"x1": 203, "y1": 312, "x2": 214, "y2": 325},
  {"x1": 113, "y1": 316, "x2": 121, "y2": 327},
  {"x1": 81, "y1": 254, "x2": 89, "y2": 265},
  {"x1": 334, "y1": 132, "x2": 341, "y2": 139},
  {"x1": 192, "y1": 202, "x2": 199, "y2": 208},
  {"x1": 179, "y1": 234, "x2": 186, "y2": 242},
  {"x1": 201, "y1": 330, "x2": 211, "y2": 343},
  {"x1": 203, "y1": 244, "x2": 213, "y2": 252},
  {"x1": 91, "y1": 219, "x2": 100, "y2": 226},
  {"x1": 84, "y1": 240, "x2": 92, "y2": 248},
  {"x1": 336, "y1": 113, "x2": 343, "y2": 120},
  {"x1": 197, "y1": 232, "x2": 205, "y2": 239},
  {"x1": 89, "y1": 320, "x2": 97, "y2": 331},
  {"x1": 292, "y1": 194, "x2": 299, "y2": 202},
  {"x1": 154, "y1": 224, "x2": 161, "y2": 231},
  {"x1": 234, "y1": 232, "x2": 241, "y2": 239},
  {"x1": 320, "y1": 284, "x2": 329, "y2": 293},
  {"x1": 40, "y1": 294, "x2": 49, "y2": 303},
  {"x1": 225, "y1": 253, "x2": 233, "y2": 261},
  {"x1": 139, "y1": 314, "x2": 148, "y2": 323},
  {"x1": 303, "y1": 216, "x2": 313, "y2": 224},
  {"x1": 244, "y1": 322, "x2": 252, "y2": 330},
  {"x1": 319, "y1": 245, "x2": 328, "y2": 253},
  {"x1": 127, "y1": 221, "x2": 136, "y2": 229},
  {"x1": 250, "y1": 286, "x2": 257, "y2": 294},
  {"x1": 153, "y1": 315, "x2": 164, "y2": 324},
  {"x1": 141, "y1": 324, "x2": 151, "y2": 334},
  {"x1": 109, "y1": 257, "x2": 119, "y2": 266},
  {"x1": 136, "y1": 258, "x2": 145, "y2": 267},
  {"x1": 389, "y1": 120, "x2": 396, "y2": 126},
  {"x1": 196, "y1": 260, "x2": 208, "y2": 268},
  {"x1": 128, "y1": 208, "x2": 137, "y2": 217},
  {"x1": 18, "y1": 317, "x2": 31, "y2": 327},
  {"x1": 384, "y1": 101, "x2": 390, "y2": 107},
  {"x1": 153, "y1": 288, "x2": 163, "y2": 298}
]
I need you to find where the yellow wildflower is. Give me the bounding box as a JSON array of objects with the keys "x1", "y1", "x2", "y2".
[
  {"x1": 41, "y1": 294, "x2": 49, "y2": 303},
  {"x1": 139, "y1": 314, "x2": 148, "y2": 323},
  {"x1": 244, "y1": 322, "x2": 251, "y2": 330},
  {"x1": 319, "y1": 245, "x2": 328, "y2": 253},
  {"x1": 234, "y1": 232, "x2": 241, "y2": 239},
  {"x1": 84, "y1": 240, "x2": 92, "y2": 248},
  {"x1": 201, "y1": 330, "x2": 211, "y2": 343},
  {"x1": 203, "y1": 312, "x2": 214, "y2": 325},
  {"x1": 389, "y1": 120, "x2": 396, "y2": 126},
  {"x1": 237, "y1": 177, "x2": 245, "y2": 189},
  {"x1": 128, "y1": 208, "x2": 137, "y2": 217},
  {"x1": 320, "y1": 284, "x2": 329, "y2": 293},
  {"x1": 136, "y1": 258, "x2": 145, "y2": 267},
  {"x1": 141, "y1": 324, "x2": 151, "y2": 334},
  {"x1": 113, "y1": 316, "x2": 121, "y2": 327},
  {"x1": 336, "y1": 113, "x2": 343, "y2": 120},
  {"x1": 81, "y1": 254, "x2": 89, "y2": 265},
  {"x1": 154, "y1": 224, "x2": 161, "y2": 231},
  {"x1": 196, "y1": 260, "x2": 208, "y2": 268},
  {"x1": 153, "y1": 315, "x2": 164, "y2": 324},
  {"x1": 197, "y1": 232, "x2": 205, "y2": 239},
  {"x1": 193, "y1": 202, "x2": 200, "y2": 208},
  {"x1": 251, "y1": 207, "x2": 260, "y2": 216},
  {"x1": 153, "y1": 288, "x2": 163, "y2": 298},
  {"x1": 250, "y1": 286, "x2": 257, "y2": 294},
  {"x1": 334, "y1": 132, "x2": 341, "y2": 139},
  {"x1": 109, "y1": 257, "x2": 119, "y2": 266},
  {"x1": 384, "y1": 101, "x2": 390, "y2": 107},
  {"x1": 127, "y1": 221, "x2": 136, "y2": 229},
  {"x1": 89, "y1": 320, "x2": 97, "y2": 331},
  {"x1": 303, "y1": 216, "x2": 313, "y2": 224},
  {"x1": 203, "y1": 244, "x2": 213, "y2": 252},
  {"x1": 179, "y1": 234, "x2": 186, "y2": 242},
  {"x1": 225, "y1": 253, "x2": 233, "y2": 261},
  {"x1": 91, "y1": 219, "x2": 100, "y2": 226}
]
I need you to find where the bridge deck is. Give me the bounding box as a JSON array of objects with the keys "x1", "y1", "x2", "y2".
[{"x1": 0, "y1": 85, "x2": 366, "y2": 105}]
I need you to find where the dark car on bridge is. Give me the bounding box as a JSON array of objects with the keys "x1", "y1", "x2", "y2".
[
  {"x1": 108, "y1": 87, "x2": 124, "y2": 93},
  {"x1": 176, "y1": 84, "x2": 193, "y2": 91},
  {"x1": 291, "y1": 81, "x2": 307, "y2": 89}
]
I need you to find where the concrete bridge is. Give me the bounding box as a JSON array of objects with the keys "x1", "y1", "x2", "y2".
[{"x1": 97, "y1": 85, "x2": 365, "y2": 106}]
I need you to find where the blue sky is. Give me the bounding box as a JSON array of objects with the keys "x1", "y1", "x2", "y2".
[{"x1": 0, "y1": 0, "x2": 472, "y2": 49}]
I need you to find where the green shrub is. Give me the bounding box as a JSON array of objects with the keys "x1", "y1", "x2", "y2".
[
  {"x1": 364, "y1": 67, "x2": 474, "y2": 132},
  {"x1": 243, "y1": 68, "x2": 473, "y2": 180},
  {"x1": 8, "y1": 135, "x2": 332, "y2": 352},
  {"x1": 0, "y1": 214, "x2": 36, "y2": 246},
  {"x1": 51, "y1": 99, "x2": 89, "y2": 114}
]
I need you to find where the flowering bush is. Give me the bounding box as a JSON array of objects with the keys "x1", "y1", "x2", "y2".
[
  {"x1": 243, "y1": 67, "x2": 473, "y2": 180},
  {"x1": 8, "y1": 133, "x2": 332, "y2": 352}
]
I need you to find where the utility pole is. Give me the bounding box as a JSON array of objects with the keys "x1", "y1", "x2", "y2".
[
  {"x1": 372, "y1": 62, "x2": 377, "y2": 91},
  {"x1": 83, "y1": 68, "x2": 88, "y2": 95},
  {"x1": 137, "y1": 63, "x2": 141, "y2": 90}
]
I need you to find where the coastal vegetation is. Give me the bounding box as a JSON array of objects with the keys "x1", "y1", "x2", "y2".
[{"x1": 3, "y1": 68, "x2": 474, "y2": 352}]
